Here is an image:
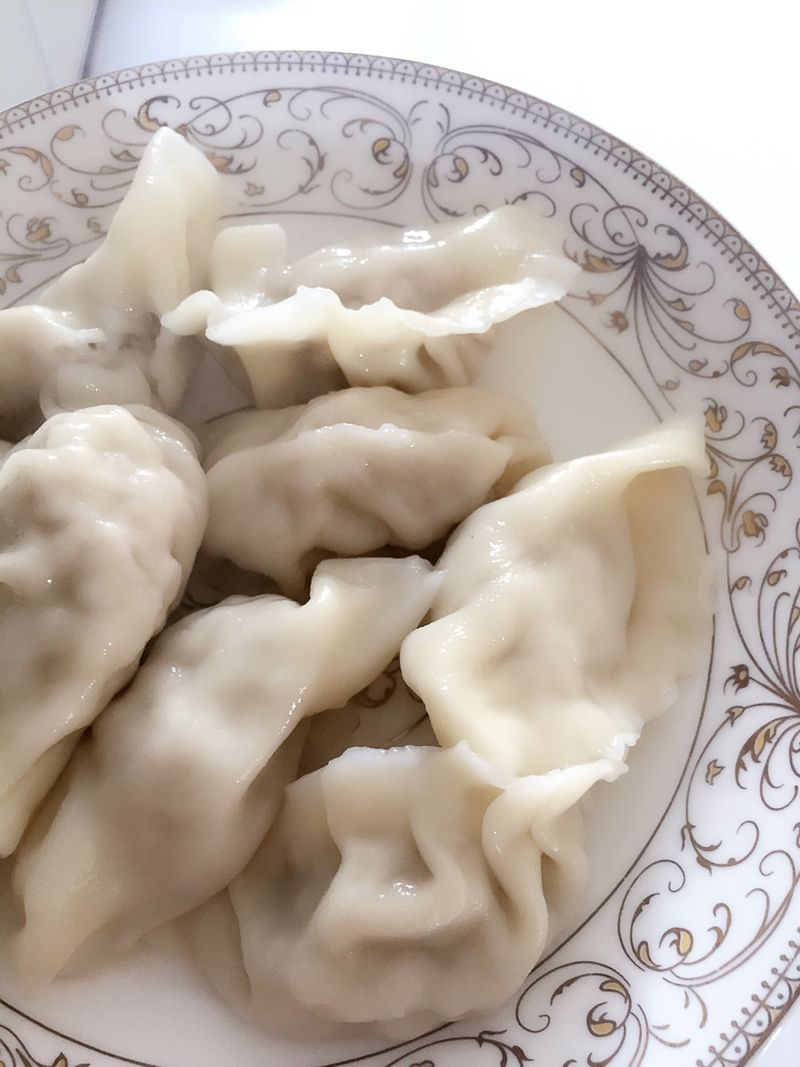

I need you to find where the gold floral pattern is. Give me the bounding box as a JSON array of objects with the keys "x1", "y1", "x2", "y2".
[
  {"x1": 1, "y1": 50, "x2": 799, "y2": 1066},
  {"x1": 0, "y1": 1023, "x2": 88, "y2": 1067}
]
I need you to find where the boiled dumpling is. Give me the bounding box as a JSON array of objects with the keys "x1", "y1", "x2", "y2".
[
  {"x1": 183, "y1": 743, "x2": 612, "y2": 1036},
  {"x1": 0, "y1": 308, "x2": 104, "y2": 439},
  {"x1": 40, "y1": 127, "x2": 224, "y2": 417},
  {"x1": 206, "y1": 221, "x2": 288, "y2": 308},
  {"x1": 299, "y1": 659, "x2": 435, "y2": 776},
  {"x1": 0, "y1": 404, "x2": 207, "y2": 856},
  {"x1": 159, "y1": 222, "x2": 291, "y2": 402},
  {"x1": 12, "y1": 556, "x2": 440, "y2": 985},
  {"x1": 282, "y1": 204, "x2": 572, "y2": 309},
  {"x1": 163, "y1": 205, "x2": 578, "y2": 406},
  {"x1": 202, "y1": 386, "x2": 550, "y2": 598},
  {"x1": 0, "y1": 128, "x2": 224, "y2": 438},
  {"x1": 402, "y1": 421, "x2": 712, "y2": 779}
]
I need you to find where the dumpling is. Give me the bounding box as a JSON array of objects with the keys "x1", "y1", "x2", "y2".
[
  {"x1": 202, "y1": 386, "x2": 550, "y2": 598},
  {"x1": 157, "y1": 222, "x2": 290, "y2": 403},
  {"x1": 12, "y1": 556, "x2": 441, "y2": 985},
  {"x1": 282, "y1": 204, "x2": 573, "y2": 308},
  {"x1": 0, "y1": 308, "x2": 103, "y2": 440},
  {"x1": 183, "y1": 743, "x2": 612, "y2": 1036},
  {"x1": 0, "y1": 128, "x2": 224, "y2": 438},
  {"x1": 299, "y1": 659, "x2": 436, "y2": 776},
  {"x1": 402, "y1": 421, "x2": 712, "y2": 779},
  {"x1": 0, "y1": 406, "x2": 206, "y2": 835},
  {"x1": 206, "y1": 221, "x2": 288, "y2": 308},
  {"x1": 40, "y1": 127, "x2": 224, "y2": 417},
  {"x1": 163, "y1": 205, "x2": 578, "y2": 406},
  {"x1": 0, "y1": 404, "x2": 207, "y2": 856}
]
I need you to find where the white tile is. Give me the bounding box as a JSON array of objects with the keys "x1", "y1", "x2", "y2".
[
  {"x1": 27, "y1": 0, "x2": 97, "y2": 86},
  {"x1": 0, "y1": 0, "x2": 95, "y2": 111},
  {"x1": 0, "y1": 0, "x2": 53, "y2": 109}
]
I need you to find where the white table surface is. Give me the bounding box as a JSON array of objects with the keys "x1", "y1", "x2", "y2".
[{"x1": 1, "y1": 0, "x2": 799, "y2": 1062}]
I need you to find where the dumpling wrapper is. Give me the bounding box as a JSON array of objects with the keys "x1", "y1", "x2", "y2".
[
  {"x1": 0, "y1": 308, "x2": 104, "y2": 440},
  {"x1": 12, "y1": 556, "x2": 441, "y2": 985},
  {"x1": 0, "y1": 404, "x2": 207, "y2": 855},
  {"x1": 163, "y1": 205, "x2": 579, "y2": 407},
  {"x1": 402, "y1": 420, "x2": 712, "y2": 779},
  {"x1": 202, "y1": 386, "x2": 550, "y2": 598},
  {"x1": 0, "y1": 128, "x2": 224, "y2": 439},
  {"x1": 183, "y1": 743, "x2": 611, "y2": 1037},
  {"x1": 282, "y1": 204, "x2": 571, "y2": 308}
]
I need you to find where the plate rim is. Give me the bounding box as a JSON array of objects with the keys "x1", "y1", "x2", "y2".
[{"x1": 0, "y1": 48, "x2": 797, "y2": 341}]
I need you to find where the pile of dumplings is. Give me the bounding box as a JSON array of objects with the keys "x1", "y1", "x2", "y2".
[{"x1": 0, "y1": 128, "x2": 711, "y2": 1038}]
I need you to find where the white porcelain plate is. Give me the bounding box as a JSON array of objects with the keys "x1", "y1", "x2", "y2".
[{"x1": 1, "y1": 51, "x2": 799, "y2": 1067}]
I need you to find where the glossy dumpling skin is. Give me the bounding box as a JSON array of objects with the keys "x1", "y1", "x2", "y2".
[
  {"x1": 0, "y1": 128, "x2": 223, "y2": 439},
  {"x1": 164, "y1": 205, "x2": 578, "y2": 407},
  {"x1": 12, "y1": 556, "x2": 441, "y2": 985},
  {"x1": 0, "y1": 405, "x2": 207, "y2": 856},
  {"x1": 0, "y1": 308, "x2": 103, "y2": 440},
  {"x1": 402, "y1": 421, "x2": 712, "y2": 780},
  {"x1": 202, "y1": 386, "x2": 550, "y2": 598},
  {"x1": 282, "y1": 204, "x2": 571, "y2": 305},
  {"x1": 40, "y1": 127, "x2": 224, "y2": 417},
  {"x1": 184, "y1": 743, "x2": 611, "y2": 1036}
]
